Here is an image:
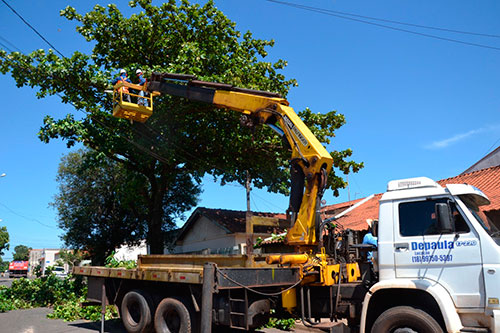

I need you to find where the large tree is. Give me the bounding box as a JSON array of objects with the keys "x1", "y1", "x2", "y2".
[
  {"x1": 0, "y1": 0, "x2": 362, "y2": 253},
  {"x1": 53, "y1": 149, "x2": 198, "y2": 264},
  {"x1": 13, "y1": 245, "x2": 31, "y2": 261}
]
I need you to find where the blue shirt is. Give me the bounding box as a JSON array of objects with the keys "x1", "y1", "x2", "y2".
[
  {"x1": 112, "y1": 73, "x2": 131, "y2": 85},
  {"x1": 137, "y1": 74, "x2": 146, "y2": 86},
  {"x1": 363, "y1": 232, "x2": 378, "y2": 260}
]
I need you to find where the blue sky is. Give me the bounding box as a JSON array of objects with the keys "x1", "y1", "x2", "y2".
[{"x1": 0, "y1": 0, "x2": 499, "y2": 260}]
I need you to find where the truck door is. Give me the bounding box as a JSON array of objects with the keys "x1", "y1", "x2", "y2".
[{"x1": 393, "y1": 197, "x2": 484, "y2": 308}]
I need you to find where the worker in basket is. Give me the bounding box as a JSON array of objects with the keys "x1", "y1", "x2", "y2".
[
  {"x1": 112, "y1": 69, "x2": 132, "y2": 103},
  {"x1": 136, "y1": 69, "x2": 149, "y2": 107}
]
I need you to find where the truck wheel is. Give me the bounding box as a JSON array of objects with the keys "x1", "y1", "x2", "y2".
[
  {"x1": 371, "y1": 306, "x2": 442, "y2": 333},
  {"x1": 154, "y1": 297, "x2": 192, "y2": 333},
  {"x1": 121, "y1": 290, "x2": 154, "y2": 333}
]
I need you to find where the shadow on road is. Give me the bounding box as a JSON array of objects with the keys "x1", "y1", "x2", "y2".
[{"x1": 68, "y1": 319, "x2": 125, "y2": 332}]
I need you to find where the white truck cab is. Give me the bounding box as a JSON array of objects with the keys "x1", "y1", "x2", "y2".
[{"x1": 361, "y1": 177, "x2": 500, "y2": 333}]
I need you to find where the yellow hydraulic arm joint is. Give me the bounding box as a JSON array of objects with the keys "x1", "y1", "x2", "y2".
[{"x1": 115, "y1": 72, "x2": 333, "y2": 247}]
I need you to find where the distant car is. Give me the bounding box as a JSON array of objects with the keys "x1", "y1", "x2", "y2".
[{"x1": 52, "y1": 266, "x2": 67, "y2": 279}]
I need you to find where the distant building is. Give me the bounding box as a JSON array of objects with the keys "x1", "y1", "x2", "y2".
[
  {"x1": 40, "y1": 249, "x2": 65, "y2": 275},
  {"x1": 28, "y1": 248, "x2": 68, "y2": 276},
  {"x1": 28, "y1": 249, "x2": 43, "y2": 277}
]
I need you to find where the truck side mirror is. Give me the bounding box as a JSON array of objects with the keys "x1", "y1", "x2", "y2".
[{"x1": 435, "y1": 203, "x2": 454, "y2": 233}]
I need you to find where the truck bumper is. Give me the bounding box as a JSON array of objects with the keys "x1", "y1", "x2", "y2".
[{"x1": 492, "y1": 309, "x2": 500, "y2": 333}]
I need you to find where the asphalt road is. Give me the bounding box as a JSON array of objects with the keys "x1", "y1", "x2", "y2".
[
  {"x1": 0, "y1": 308, "x2": 329, "y2": 333},
  {"x1": 0, "y1": 276, "x2": 13, "y2": 288},
  {"x1": 0, "y1": 307, "x2": 125, "y2": 333}
]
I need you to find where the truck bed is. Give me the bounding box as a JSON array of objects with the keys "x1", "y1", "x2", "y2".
[{"x1": 73, "y1": 254, "x2": 300, "y2": 288}]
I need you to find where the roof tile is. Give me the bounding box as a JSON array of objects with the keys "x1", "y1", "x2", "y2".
[{"x1": 194, "y1": 207, "x2": 287, "y2": 234}]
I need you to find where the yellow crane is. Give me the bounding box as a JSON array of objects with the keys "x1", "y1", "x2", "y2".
[{"x1": 112, "y1": 72, "x2": 333, "y2": 249}]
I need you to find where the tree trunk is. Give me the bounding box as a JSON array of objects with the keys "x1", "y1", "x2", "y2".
[
  {"x1": 148, "y1": 211, "x2": 164, "y2": 254},
  {"x1": 147, "y1": 170, "x2": 169, "y2": 254}
]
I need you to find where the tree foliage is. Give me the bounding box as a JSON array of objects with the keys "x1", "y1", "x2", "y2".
[
  {"x1": 0, "y1": 259, "x2": 8, "y2": 273},
  {"x1": 53, "y1": 149, "x2": 199, "y2": 264},
  {"x1": 58, "y1": 249, "x2": 88, "y2": 269},
  {"x1": 12, "y1": 245, "x2": 31, "y2": 261},
  {"x1": 0, "y1": 0, "x2": 362, "y2": 253},
  {"x1": 0, "y1": 226, "x2": 8, "y2": 257}
]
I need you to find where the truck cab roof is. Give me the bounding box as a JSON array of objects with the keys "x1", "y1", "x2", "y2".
[{"x1": 381, "y1": 176, "x2": 490, "y2": 206}]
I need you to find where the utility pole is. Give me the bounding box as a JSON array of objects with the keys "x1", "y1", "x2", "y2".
[
  {"x1": 246, "y1": 170, "x2": 251, "y2": 212},
  {"x1": 245, "y1": 171, "x2": 253, "y2": 255},
  {"x1": 346, "y1": 174, "x2": 351, "y2": 202}
]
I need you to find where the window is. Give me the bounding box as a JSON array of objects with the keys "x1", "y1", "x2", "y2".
[
  {"x1": 399, "y1": 198, "x2": 470, "y2": 236},
  {"x1": 450, "y1": 202, "x2": 470, "y2": 233}
]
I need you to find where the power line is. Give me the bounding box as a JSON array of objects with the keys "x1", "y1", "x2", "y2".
[
  {"x1": 0, "y1": 35, "x2": 23, "y2": 53},
  {"x1": 251, "y1": 191, "x2": 286, "y2": 212},
  {"x1": 0, "y1": 202, "x2": 57, "y2": 230},
  {"x1": 483, "y1": 137, "x2": 500, "y2": 157},
  {"x1": 265, "y1": 0, "x2": 500, "y2": 52},
  {"x1": 0, "y1": 41, "x2": 13, "y2": 53},
  {"x1": 0, "y1": 0, "x2": 65, "y2": 57},
  {"x1": 266, "y1": 0, "x2": 500, "y2": 38},
  {"x1": 250, "y1": 194, "x2": 259, "y2": 212}
]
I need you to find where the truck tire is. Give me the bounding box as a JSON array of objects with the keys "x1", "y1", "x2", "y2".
[
  {"x1": 154, "y1": 297, "x2": 192, "y2": 333},
  {"x1": 371, "y1": 306, "x2": 443, "y2": 333},
  {"x1": 121, "y1": 290, "x2": 154, "y2": 333}
]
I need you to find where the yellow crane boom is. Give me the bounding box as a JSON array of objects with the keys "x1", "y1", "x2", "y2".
[{"x1": 113, "y1": 72, "x2": 333, "y2": 247}]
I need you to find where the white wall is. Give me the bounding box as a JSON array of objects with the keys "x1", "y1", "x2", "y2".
[
  {"x1": 114, "y1": 240, "x2": 148, "y2": 261},
  {"x1": 28, "y1": 249, "x2": 42, "y2": 277},
  {"x1": 41, "y1": 249, "x2": 61, "y2": 275}
]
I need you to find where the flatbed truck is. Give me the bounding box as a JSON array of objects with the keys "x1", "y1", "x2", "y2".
[
  {"x1": 74, "y1": 74, "x2": 500, "y2": 332},
  {"x1": 74, "y1": 176, "x2": 500, "y2": 333}
]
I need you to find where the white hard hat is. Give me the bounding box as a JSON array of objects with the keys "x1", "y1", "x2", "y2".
[
  {"x1": 136, "y1": 69, "x2": 143, "y2": 74},
  {"x1": 119, "y1": 69, "x2": 126, "y2": 74}
]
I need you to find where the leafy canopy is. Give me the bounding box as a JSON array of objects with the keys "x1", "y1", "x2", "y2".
[
  {"x1": 57, "y1": 249, "x2": 88, "y2": 269},
  {"x1": 12, "y1": 245, "x2": 31, "y2": 261},
  {"x1": 0, "y1": 0, "x2": 362, "y2": 253}
]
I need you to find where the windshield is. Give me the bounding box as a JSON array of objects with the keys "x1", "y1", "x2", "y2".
[{"x1": 459, "y1": 195, "x2": 500, "y2": 243}]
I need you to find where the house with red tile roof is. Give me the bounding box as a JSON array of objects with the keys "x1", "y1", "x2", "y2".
[
  {"x1": 321, "y1": 155, "x2": 500, "y2": 232},
  {"x1": 438, "y1": 165, "x2": 500, "y2": 227}
]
